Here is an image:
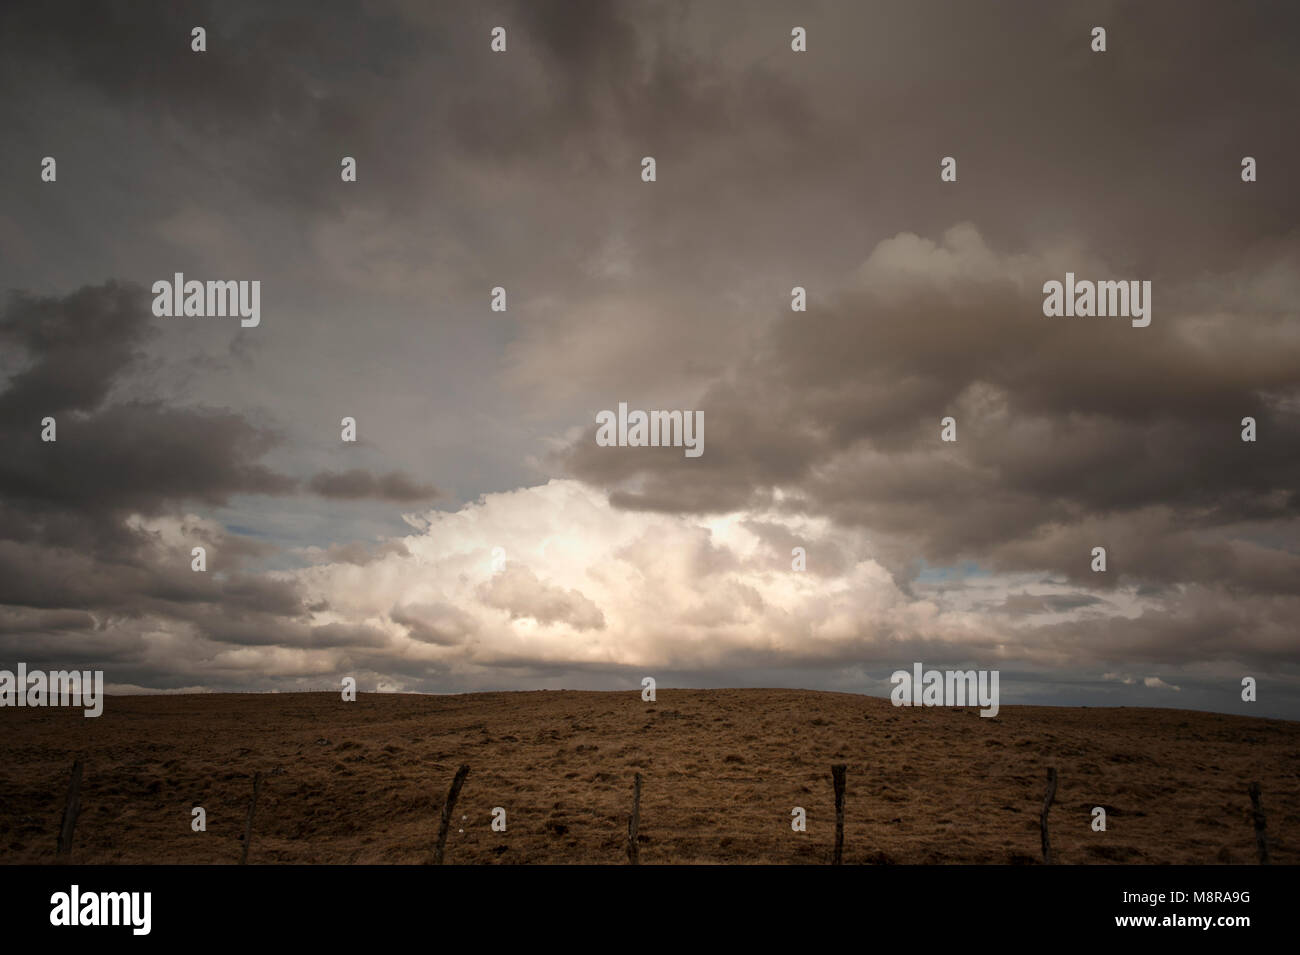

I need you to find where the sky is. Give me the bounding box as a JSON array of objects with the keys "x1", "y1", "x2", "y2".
[{"x1": 0, "y1": 1, "x2": 1297, "y2": 716}]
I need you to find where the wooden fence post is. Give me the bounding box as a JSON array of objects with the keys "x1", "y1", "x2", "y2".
[
  {"x1": 1248, "y1": 782, "x2": 1269, "y2": 865},
  {"x1": 831, "y1": 763, "x2": 847, "y2": 865},
  {"x1": 56, "y1": 759, "x2": 83, "y2": 859},
  {"x1": 627, "y1": 772, "x2": 642, "y2": 865},
  {"x1": 1040, "y1": 767, "x2": 1058, "y2": 865},
  {"x1": 433, "y1": 764, "x2": 470, "y2": 865},
  {"x1": 240, "y1": 771, "x2": 262, "y2": 865}
]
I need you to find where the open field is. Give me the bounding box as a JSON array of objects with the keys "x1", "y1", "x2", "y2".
[{"x1": 1, "y1": 689, "x2": 1296, "y2": 864}]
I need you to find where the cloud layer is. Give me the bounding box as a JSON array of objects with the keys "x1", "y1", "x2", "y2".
[{"x1": 0, "y1": 1, "x2": 1296, "y2": 716}]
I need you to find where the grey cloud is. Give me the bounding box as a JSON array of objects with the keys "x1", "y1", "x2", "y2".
[
  {"x1": 320, "y1": 539, "x2": 411, "y2": 566},
  {"x1": 1000, "y1": 593, "x2": 1105, "y2": 615},
  {"x1": 560, "y1": 227, "x2": 1300, "y2": 601},
  {"x1": 391, "y1": 601, "x2": 478, "y2": 646},
  {"x1": 478, "y1": 564, "x2": 606, "y2": 630},
  {"x1": 308, "y1": 469, "x2": 440, "y2": 502}
]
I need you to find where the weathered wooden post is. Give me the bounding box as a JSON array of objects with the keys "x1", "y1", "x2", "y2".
[
  {"x1": 627, "y1": 772, "x2": 642, "y2": 865},
  {"x1": 56, "y1": 759, "x2": 83, "y2": 859},
  {"x1": 1040, "y1": 767, "x2": 1058, "y2": 865},
  {"x1": 831, "y1": 763, "x2": 847, "y2": 865},
  {"x1": 433, "y1": 764, "x2": 470, "y2": 865},
  {"x1": 240, "y1": 771, "x2": 262, "y2": 865},
  {"x1": 1248, "y1": 782, "x2": 1269, "y2": 865}
]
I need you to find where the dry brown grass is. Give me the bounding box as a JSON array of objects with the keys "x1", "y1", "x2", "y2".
[{"x1": 1, "y1": 688, "x2": 1295, "y2": 864}]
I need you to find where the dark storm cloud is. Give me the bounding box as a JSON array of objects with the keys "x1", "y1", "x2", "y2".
[
  {"x1": 3, "y1": 0, "x2": 1297, "y2": 285},
  {"x1": 0, "y1": 607, "x2": 97, "y2": 634},
  {"x1": 0, "y1": 283, "x2": 294, "y2": 565},
  {"x1": 308, "y1": 469, "x2": 440, "y2": 502},
  {"x1": 0, "y1": 283, "x2": 148, "y2": 418},
  {"x1": 0, "y1": 283, "x2": 452, "y2": 647},
  {"x1": 160, "y1": 612, "x2": 387, "y2": 650},
  {"x1": 1, "y1": 284, "x2": 450, "y2": 522},
  {"x1": 1, "y1": 0, "x2": 813, "y2": 288},
  {"x1": 0, "y1": 0, "x2": 766, "y2": 234},
  {"x1": 1025, "y1": 588, "x2": 1299, "y2": 669},
  {"x1": 560, "y1": 225, "x2": 1300, "y2": 598},
  {"x1": 0, "y1": 0, "x2": 423, "y2": 217}
]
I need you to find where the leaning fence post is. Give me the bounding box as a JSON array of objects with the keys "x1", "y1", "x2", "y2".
[
  {"x1": 831, "y1": 764, "x2": 847, "y2": 865},
  {"x1": 627, "y1": 773, "x2": 642, "y2": 865},
  {"x1": 1248, "y1": 782, "x2": 1269, "y2": 865},
  {"x1": 56, "y1": 759, "x2": 83, "y2": 859},
  {"x1": 433, "y1": 764, "x2": 470, "y2": 865},
  {"x1": 1040, "y1": 767, "x2": 1058, "y2": 865},
  {"x1": 240, "y1": 771, "x2": 262, "y2": 865}
]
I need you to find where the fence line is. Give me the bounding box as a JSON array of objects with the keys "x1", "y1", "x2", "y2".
[
  {"x1": 56, "y1": 758, "x2": 82, "y2": 859},
  {"x1": 1247, "y1": 781, "x2": 1269, "y2": 865},
  {"x1": 407, "y1": 765, "x2": 1282, "y2": 784},
  {"x1": 239, "y1": 771, "x2": 262, "y2": 865},
  {"x1": 831, "y1": 764, "x2": 847, "y2": 865},
  {"x1": 44, "y1": 761, "x2": 1280, "y2": 866},
  {"x1": 432, "y1": 764, "x2": 470, "y2": 865},
  {"x1": 626, "y1": 773, "x2": 642, "y2": 865},
  {"x1": 1039, "y1": 768, "x2": 1058, "y2": 864}
]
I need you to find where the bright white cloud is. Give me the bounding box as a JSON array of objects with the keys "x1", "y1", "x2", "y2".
[{"x1": 286, "y1": 478, "x2": 1142, "y2": 682}]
